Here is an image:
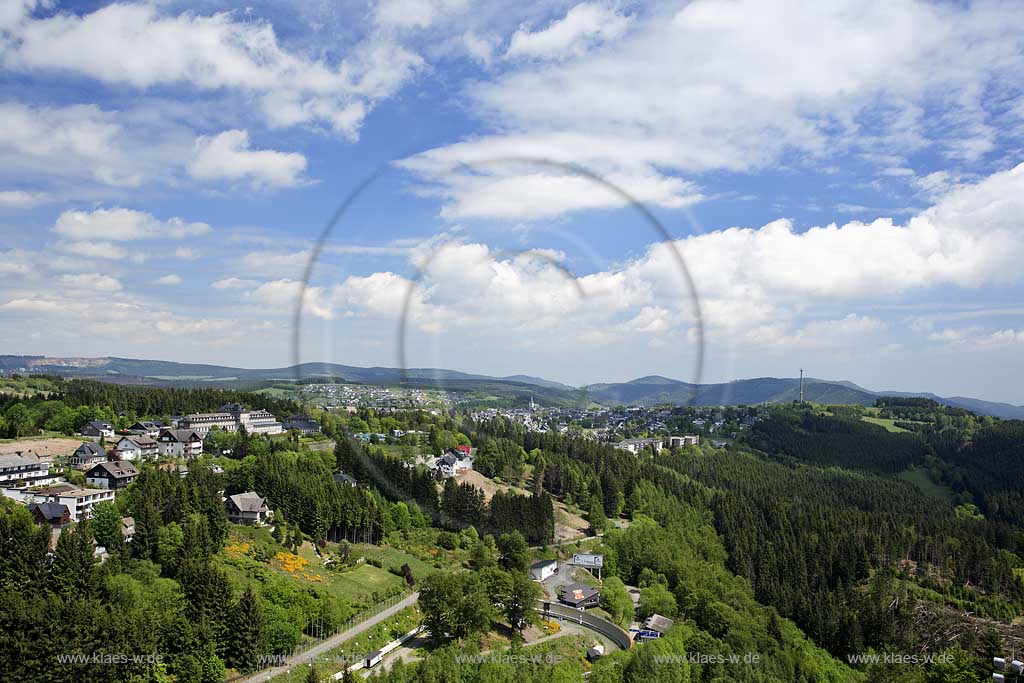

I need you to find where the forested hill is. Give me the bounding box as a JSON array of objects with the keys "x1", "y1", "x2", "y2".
[
  {"x1": 4, "y1": 354, "x2": 1023, "y2": 417},
  {"x1": 747, "y1": 412, "x2": 930, "y2": 473},
  {"x1": 0, "y1": 377, "x2": 302, "y2": 436}
]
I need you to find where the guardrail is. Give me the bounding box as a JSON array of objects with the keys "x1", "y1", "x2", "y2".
[{"x1": 534, "y1": 601, "x2": 633, "y2": 650}]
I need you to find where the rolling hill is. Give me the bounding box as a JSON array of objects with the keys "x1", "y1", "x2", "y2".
[{"x1": 1, "y1": 355, "x2": 1021, "y2": 418}]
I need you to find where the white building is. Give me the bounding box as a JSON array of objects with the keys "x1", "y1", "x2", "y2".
[
  {"x1": 668, "y1": 435, "x2": 699, "y2": 448},
  {"x1": 0, "y1": 453, "x2": 61, "y2": 489},
  {"x1": 614, "y1": 438, "x2": 664, "y2": 455},
  {"x1": 530, "y1": 559, "x2": 557, "y2": 581},
  {"x1": 180, "y1": 403, "x2": 283, "y2": 436},
  {"x1": 17, "y1": 484, "x2": 117, "y2": 522},
  {"x1": 157, "y1": 429, "x2": 204, "y2": 458},
  {"x1": 113, "y1": 435, "x2": 159, "y2": 461}
]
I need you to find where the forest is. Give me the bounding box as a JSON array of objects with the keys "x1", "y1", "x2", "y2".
[
  {"x1": 0, "y1": 381, "x2": 1021, "y2": 682},
  {"x1": 0, "y1": 376, "x2": 302, "y2": 438}
]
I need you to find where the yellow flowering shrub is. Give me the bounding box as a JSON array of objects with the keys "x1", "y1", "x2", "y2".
[{"x1": 275, "y1": 552, "x2": 309, "y2": 574}]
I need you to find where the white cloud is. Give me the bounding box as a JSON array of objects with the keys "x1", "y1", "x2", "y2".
[
  {"x1": 407, "y1": 0, "x2": 1024, "y2": 219},
  {"x1": 400, "y1": 137, "x2": 704, "y2": 219},
  {"x1": 913, "y1": 170, "x2": 964, "y2": 198},
  {"x1": 188, "y1": 130, "x2": 308, "y2": 188},
  {"x1": 212, "y1": 277, "x2": 259, "y2": 290},
  {"x1": 506, "y1": 2, "x2": 631, "y2": 60},
  {"x1": 0, "y1": 102, "x2": 150, "y2": 189},
  {"x1": 980, "y1": 329, "x2": 1024, "y2": 347},
  {"x1": 928, "y1": 327, "x2": 1024, "y2": 348},
  {"x1": 2, "y1": 298, "x2": 61, "y2": 312},
  {"x1": 56, "y1": 273, "x2": 122, "y2": 292},
  {"x1": 0, "y1": 1, "x2": 38, "y2": 33},
  {"x1": 247, "y1": 278, "x2": 334, "y2": 320},
  {"x1": 0, "y1": 249, "x2": 35, "y2": 276},
  {"x1": 153, "y1": 274, "x2": 182, "y2": 286},
  {"x1": 375, "y1": 0, "x2": 468, "y2": 29},
  {"x1": 462, "y1": 32, "x2": 497, "y2": 65},
  {"x1": 53, "y1": 207, "x2": 210, "y2": 242},
  {"x1": 0, "y1": 189, "x2": 50, "y2": 207},
  {"x1": 240, "y1": 249, "x2": 312, "y2": 278},
  {"x1": 174, "y1": 247, "x2": 199, "y2": 260},
  {"x1": 300, "y1": 164, "x2": 1024, "y2": 361},
  {"x1": 55, "y1": 240, "x2": 129, "y2": 260},
  {"x1": 3, "y1": 3, "x2": 424, "y2": 138}
]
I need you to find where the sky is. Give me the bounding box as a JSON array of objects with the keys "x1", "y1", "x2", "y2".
[{"x1": 1, "y1": 0, "x2": 1024, "y2": 403}]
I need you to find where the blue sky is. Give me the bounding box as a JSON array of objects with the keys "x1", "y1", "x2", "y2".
[{"x1": 1, "y1": 0, "x2": 1024, "y2": 402}]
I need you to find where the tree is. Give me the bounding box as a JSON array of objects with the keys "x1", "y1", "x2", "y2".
[
  {"x1": 4, "y1": 403, "x2": 36, "y2": 438},
  {"x1": 0, "y1": 499, "x2": 49, "y2": 590},
  {"x1": 157, "y1": 522, "x2": 185, "y2": 574},
  {"x1": 470, "y1": 535, "x2": 499, "y2": 570},
  {"x1": 494, "y1": 570, "x2": 542, "y2": 635},
  {"x1": 601, "y1": 576, "x2": 634, "y2": 627},
  {"x1": 419, "y1": 572, "x2": 463, "y2": 644},
  {"x1": 90, "y1": 501, "x2": 124, "y2": 553},
  {"x1": 419, "y1": 572, "x2": 494, "y2": 643},
  {"x1": 228, "y1": 585, "x2": 263, "y2": 672},
  {"x1": 638, "y1": 582, "x2": 677, "y2": 620},
  {"x1": 496, "y1": 531, "x2": 529, "y2": 573},
  {"x1": 50, "y1": 520, "x2": 98, "y2": 596},
  {"x1": 926, "y1": 647, "x2": 978, "y2": 683},
  {"x1": 588, "y1": 499, "x2": 606, "y2": 535},
  {"x1": 132, "y1": 497, "x2": 160, "y2": 562}
]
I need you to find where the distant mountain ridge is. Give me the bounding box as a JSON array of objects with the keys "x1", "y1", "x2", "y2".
[{"x1": 1, "y1": 355, "x2": 1021, "y2": 419}]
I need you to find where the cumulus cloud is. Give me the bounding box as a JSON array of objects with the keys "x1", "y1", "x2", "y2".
[
  {"x1": 247, "y1": 278, "x2": 334, "y2": 320},
  {"x1": 188, "y1": 130, "x2": 308, "y2": 188},
  {"x1": 2, "y1": 3, "x2": 423, "y2": 138},
  {"x1": 53, "y1": 207, "x2": 210, "y2": 242},
  {"x1": 506, "y1": 2, "x2": 631, "y2": 60},
  {"x1": 0, "y1": 189, "x2": 50, "y2": 207},
  {"x1": 399, "y1": 137, "x2": 704, "y2": 219},
  {"x1": 0, "y1": 102, "x2": 153, "y2": 189},
  {"x1": 212, "y1": 277, "x2": 259, "y2": 290},
  {"x1": 296, "y1": 163, "x2": 1024, "y2": 361},
  {"x1": 55, "y1": 240, "x2": 129, "y2": 260},
  {"x1": 406, "y1": 0, "x2": 1024, "y2": 219},
  {"x1": 153, "y1": 274, "x2": 182, "y2": 286}
]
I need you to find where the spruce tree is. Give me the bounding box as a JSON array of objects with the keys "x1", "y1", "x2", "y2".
[
  {"x1": 50, "y1": 520, "x2": 97, "y2": 596},
  {"x1": 228, "y1": 585, "x2": 262, "y2": 672}
]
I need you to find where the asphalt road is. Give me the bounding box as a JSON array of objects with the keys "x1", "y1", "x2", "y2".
[{"x1": 239, "y1": 591, "x2": 420, "y2": 683}]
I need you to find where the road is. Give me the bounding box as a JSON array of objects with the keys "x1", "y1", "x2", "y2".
[
  {"x1": 529, "y1": 532, "x2": 601, "y2": 551},
  {"x1": 239, "y1": 592, "x2": 420, "y2": 683}
]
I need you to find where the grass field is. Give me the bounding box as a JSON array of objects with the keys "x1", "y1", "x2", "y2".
[
  {"x1": 861, "y1": 416, "x2": 910, "y2": 432},
  {"x1": 224, "y1": 526, "x2": 408, "y2": 605},
  {"x1": 896, "y1": 468, "x2": 955, "y2": 503},
  {"x1": 326, "y1": 563, "x2": 405, "y2": 601},
  {"x1": 347, "y1": 543, "x2": 438, "y2": 581}
]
